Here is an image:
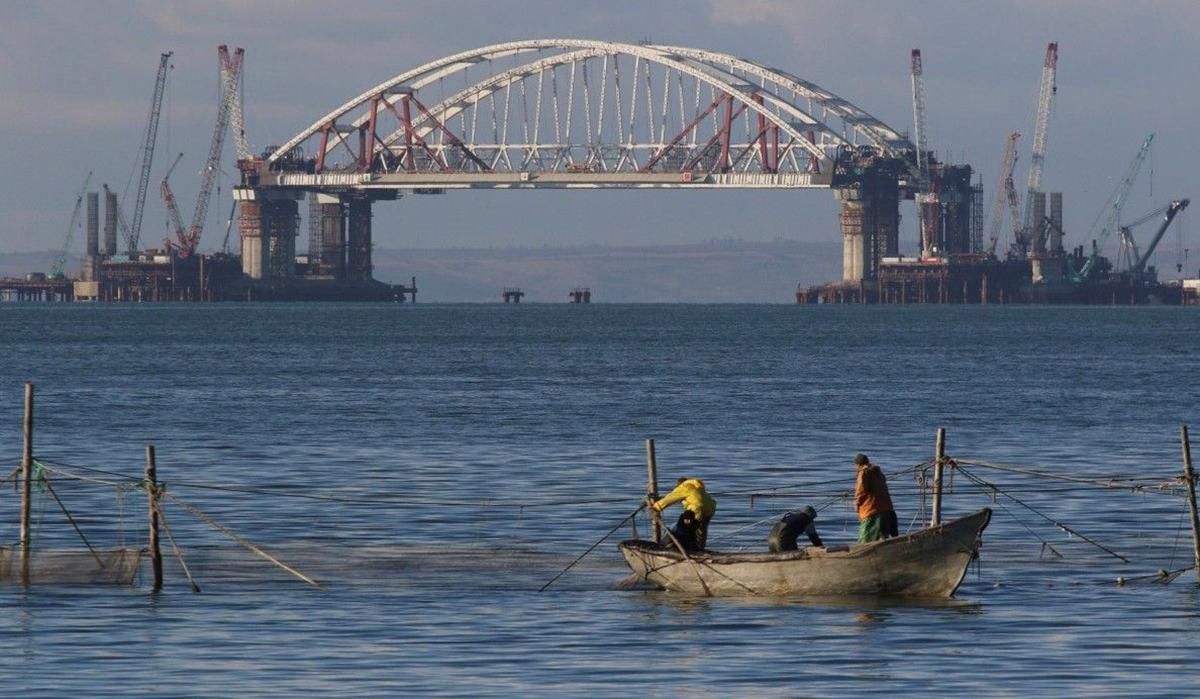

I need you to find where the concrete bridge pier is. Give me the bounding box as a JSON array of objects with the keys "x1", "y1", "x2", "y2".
[
  {"x1": 315, "y1": 194, "x2": 346, "y2": 282},
  {"x1": 837, "y1": 169, "x2": 899, "y2": 282},
  {"x1": 346, "y1": 196, "x2": 373, "y2": 282},
  {"x1": 235, "y1": 188, "x2": 303, "y2": 280}
]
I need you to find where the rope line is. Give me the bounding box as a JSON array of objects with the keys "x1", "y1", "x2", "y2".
[
  {"x1": 954, "y1": 458, "x2": 1183, "y2": 495},
  {"x1": 962, "y1": 473, "x2": 1064, "y2": 559},
  {"x1": 32, "y1": 456, "x2": 936, "y2": 510},
  {"x1": 956, "y1": 464, "x2": 1128, "y2": 562},
  {"x1": 42, "y1": 480, "x2": 106, "y2": 568},
  {"x1": 539, "y1": 503, "x2": 644, "y2": 592},
  {"x1": 156, "y1": 500, "x2": 200, "y2": 592},
  {"x1": 163, "y1": 492, "x2": 321, "y2": 589}
]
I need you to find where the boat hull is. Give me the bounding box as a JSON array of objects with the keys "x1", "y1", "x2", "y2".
[{"x1": 619, "y1": 508, "x2": 991, "y2": 597}]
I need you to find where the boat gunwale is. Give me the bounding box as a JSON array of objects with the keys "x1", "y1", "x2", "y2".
[{"x1": 618, "y1": 507, "x2": 992, "y2": 566}]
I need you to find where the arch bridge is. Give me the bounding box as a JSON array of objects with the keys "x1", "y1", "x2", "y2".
[{"x1": 236, "y1": 40, "x2": 976, "y2": 285}]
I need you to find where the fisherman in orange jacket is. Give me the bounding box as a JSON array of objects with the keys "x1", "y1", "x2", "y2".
[
  {"x1": 854, "y1": 453, "x2": 898, "y2": 543},
  {"x1": 651, "y1": 477, "x2": 717, "y2": 552}
]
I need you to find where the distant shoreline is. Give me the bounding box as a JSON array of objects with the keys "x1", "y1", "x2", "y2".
[{"x1": 2, "y1": 240, "x2": 841, "y2": 303}]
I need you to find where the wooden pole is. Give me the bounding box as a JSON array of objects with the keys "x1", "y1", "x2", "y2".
[
  {"x1": 19, "y1": 383, "x2": 34, "y2": 585},
  {"x1": 1180, "y1": 425, "x2": 1200, "y2": 583},
  {"x1": 931, "y1": 427, "x2": 946, "y2": 526},
  {"x1": 145, "y1": 445, "x2": 163, "y2": 590},
  {"x1": 645, "y1": 438, "x2": 661, "y2": 543}
]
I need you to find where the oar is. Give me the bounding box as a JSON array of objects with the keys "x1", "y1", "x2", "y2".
[{"x1": 539, "y1": 503, "x2": 645, "y2": 592}]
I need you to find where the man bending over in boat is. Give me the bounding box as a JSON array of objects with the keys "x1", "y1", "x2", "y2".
[
  {"x1": 767, "y1": 505, "x2": 824, "y2": 552},
  {"x1": 651, "y1": 477, "x2": 717, "y2": 552},
  {"x1": 854, "y1": 453, "x2": 898, "y2": 543}
]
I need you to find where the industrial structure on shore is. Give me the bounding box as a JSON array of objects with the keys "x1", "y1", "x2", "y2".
[
  {"x1": 2, "y1": 47, "x2": 415, "y2": 303},
  {"x1": 796, "y1": 45, "x2": 1194, "y2": 305},
  {"x1": 2, "y1": 40, "x2": 1194, "y2": 304}
]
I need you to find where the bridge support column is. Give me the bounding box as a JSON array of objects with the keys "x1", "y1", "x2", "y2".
[
  {"x1": 315, "y1": 194, "x2": 346, "y2": 282},
  {"x1": 239, "y1": 200, "x2": 266, "y2": 279},
  {"x1": 234, "y1": 188, "x2": 303, "y2": 280},
  {"x1": 346, "y1": 197, "x2": 373, "y2": 282},
  {"x1": 836, "y1": 169, "x2": 899, "y2": 282},
  {"x1": 264, "y1": 198, "x2": 299, "y2": 280},
  {"x1": 103, "y1": 189, "x2": 118, "y2": 257},
  {"x1": 840, "y1": 200, "x2": 866, "y2": 282}
]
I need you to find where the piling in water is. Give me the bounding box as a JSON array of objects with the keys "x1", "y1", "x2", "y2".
[
  {"x1": 145, "y1": 445, "x2": 163, "y2": 590},
  {"x1": 20, "y1": 383, "x2": 33, "y2": 586}
]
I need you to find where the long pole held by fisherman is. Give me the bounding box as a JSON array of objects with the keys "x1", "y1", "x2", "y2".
[{"x1": 539, "y1": 503, "x2": 645, "y2": 592}]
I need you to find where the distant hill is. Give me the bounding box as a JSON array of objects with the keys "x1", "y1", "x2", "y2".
[
  {"x1": 372, "y1": 240, "x2": 841, "y2": 303},
  {"x1": 2, "y1": 240, "x2": 842, "y2": 303}
]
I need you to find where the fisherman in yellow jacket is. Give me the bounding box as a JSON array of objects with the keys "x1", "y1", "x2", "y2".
[{"x1": 651, "y1": 477, "x2": 717, "y2": 552}]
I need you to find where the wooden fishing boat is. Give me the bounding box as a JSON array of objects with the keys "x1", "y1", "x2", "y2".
[{"x1": 618, "y1": 508, "x2": 991, "y2": 597}]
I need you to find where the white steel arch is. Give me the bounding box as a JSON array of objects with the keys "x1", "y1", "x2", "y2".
[
  {"x1": 654, "y1": 44, "x2": 911, "y2": 156},
  {"x1": 363, "y1": 47, "x2": 834, "y2": 171},
  {"x1": 270, "y1": 40, "x2": 907, "y2": 171},
  {"x1": 258, "y1": 41, "x2": 916, "y2": 194}
]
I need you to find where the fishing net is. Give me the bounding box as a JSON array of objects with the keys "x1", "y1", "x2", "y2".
[
  {"x1": 0, "y1": 547, "x2": 142, "y2": 585},
  {"x1": 0, "y1": 457, "x2": 148, "y2": 586}
]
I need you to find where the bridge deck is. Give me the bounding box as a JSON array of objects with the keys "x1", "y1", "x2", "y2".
[{"x1": 259, "y1": 171, "x2": 833, "y2": 191}]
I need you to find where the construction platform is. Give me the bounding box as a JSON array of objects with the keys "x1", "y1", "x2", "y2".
[
  {"x1": 798, "y1": 256, "x2": 1028, "y2": 304},
  {"x1": 797, "y1": 256, "x2": 1188, "y2": 305},
  {"x1": 0, "y1": 275, "x2": 74, "y2": 302}
]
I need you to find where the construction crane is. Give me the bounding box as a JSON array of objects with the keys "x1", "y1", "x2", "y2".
[
  {"x1": 51, "y1": 171, "x2": 93, "y2": 278},
  {"x1": 1117, "y1": 199, "x2": 1190, "y2": 277},
  {"x1": 910, "y1": 49, "x2": 930, "y2": 185},
  {"x1": 127, "y1": 51, "x2": 173, "y2": 254},
  {"x1": 1073, "y1": 133, "x2": 1155, "y2": 282},
  {"x1": 986, "y1": 132, "x2": 1021, "y2": 256},
  {"x1": 1020, "y1": 42, "x2": 1058, "y2": 253},
  {"x1": 161, "y1": 152, "x2": 186, "y2": 245},
  {"x1": 228, "y1": 51, "x2": 252, "y2": 162},
  {"x1": 220, "y1": 200, "x2": 239, "y2": 254},
  {"x1": 1004, "y1": 161, "x2": 1024, "y2": 259},
  {"x1": 910, "y1": 49, "x2": 940, "y2": 256},
  {"x1": 174, "y1": 45, "x2": 243, "y2": 256}
]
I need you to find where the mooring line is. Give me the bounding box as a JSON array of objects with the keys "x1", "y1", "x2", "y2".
[
  {"x1": 155, "y1": 500, "x2": 200, "y2": 592},
  {"x1": 164, "y1": 492, "x2": 322, "y2": 589},
  {"x1": 41, "y1": 479, "x2": 106, "y2": 569},
  {"x1": 540, "y1": 504, "x2": 643, "y2": 590},
  {"x1": 954, "y1": 458, "x2": 1181, "y2": 494},
  {"x1": 957, "y1": 465, "x2": 1127, "y2": 562},
  {"x1": 963, "y1": 472, "x2": 1064, "y2": 559}
]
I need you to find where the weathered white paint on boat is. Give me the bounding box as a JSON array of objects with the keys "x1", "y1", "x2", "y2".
[{"x1": 619, "y1": 508, "x2": 991, "y2": 597}]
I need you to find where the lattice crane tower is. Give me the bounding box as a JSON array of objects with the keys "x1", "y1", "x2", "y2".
[
  {"x1": 987, "y1": 132, "x2": 1020, "y2": 256},
  {"x1": 1021, "y1": 42, "x2": 1058, "y2": 243},
  {"x1": 128, "y1": 52, "x2": 172, "y2": 254}
]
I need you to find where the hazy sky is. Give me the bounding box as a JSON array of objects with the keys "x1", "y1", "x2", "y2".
[{"x1": 2, "y1": 1, "x2": 1196, "y2": 273}]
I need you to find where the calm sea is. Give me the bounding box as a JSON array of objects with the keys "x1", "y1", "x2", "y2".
[{"x1": 1, "y1": 303, "x2": 1197, "y2": 697}]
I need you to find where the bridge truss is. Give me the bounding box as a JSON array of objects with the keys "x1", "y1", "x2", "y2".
[{"x1": 256, "y1": 40, "x2": 915, "y2": 191}]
